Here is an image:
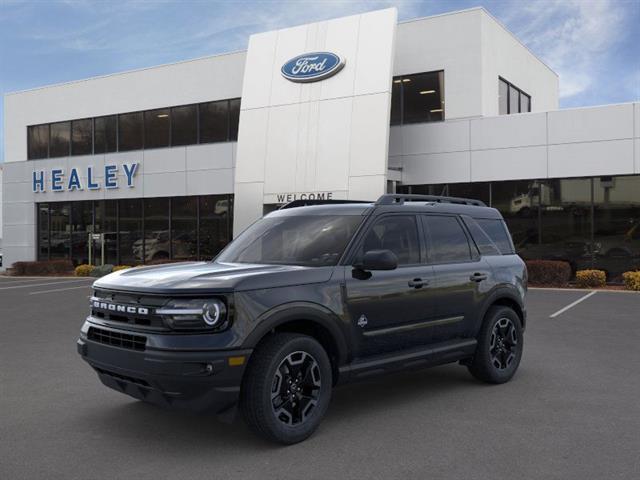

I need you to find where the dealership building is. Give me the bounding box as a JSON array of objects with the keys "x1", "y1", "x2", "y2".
[{"x1": 2, "y1": 7, "x2": 639, "y2": 278}]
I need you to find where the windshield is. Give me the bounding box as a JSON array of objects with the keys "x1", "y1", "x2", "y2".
[{"x1": 217, "y1": 215, "x2": 363, "y2": 266}]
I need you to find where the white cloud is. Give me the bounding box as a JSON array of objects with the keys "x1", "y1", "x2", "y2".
[{"x1": 504, "y1": 0, "x2": 629, "y2": 99}]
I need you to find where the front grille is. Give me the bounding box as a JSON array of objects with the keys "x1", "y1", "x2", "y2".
[
  {"x1": 88, "y1": 326, "x2": 146, "y2": 351},
  {"x1": 91, "y1": 290, "x2": 168, "y2": 331}
]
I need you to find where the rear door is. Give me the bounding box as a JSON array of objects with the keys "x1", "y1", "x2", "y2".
[
  {"x1": 343, "y1": 214, "x2": 436, "y2": 357},
  {"x1": 421, "y1": 214, "x2": 492, "y2": 341}
]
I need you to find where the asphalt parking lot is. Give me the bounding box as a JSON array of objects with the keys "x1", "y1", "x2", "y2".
[{"x1": 1, "y1": 276, "x2": 639, "y2": 480}]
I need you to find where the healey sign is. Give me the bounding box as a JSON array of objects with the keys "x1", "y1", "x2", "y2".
[
  {"x1": 281, "y1": 52, "x2": 345, "y2": 83},
  {"x1": 32, "y1": 163, "x2": 138, "y2": 193}
]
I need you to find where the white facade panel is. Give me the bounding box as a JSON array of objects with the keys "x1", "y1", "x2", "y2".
[
  {"x1": 186, "y1": 168, "x2": 234, "y2": 195},
  {"x1": 470, "y1": 112, "x2": 547, "y2": 150},
  {"x1": 548, "y1": 104, "x2": 634, "y2": 144},
  {"x1": 234, "y1": 8, "x2": 397, "y2": 234},
  {"x1": 471, "y1": 145, "x2": 547, "y2": 182},
  {"x1": 401, "y1": 151, "x2": 471, "y2": 185},
  {"x1": 397, "y1": 103, "x2": 638, "y2": 185},
  {"x1": 347, "y1": 175, "x2": 387, "y2": 201},
  {"x1": 395, "y1": 120, "x2": 470, "y2": 156},
  {"x1": 3, "y1": 201, "x2": 35, "y2": 226},
  {"x1": 548, "y1": 139, "x2": 634, "y2": 178},
  {"x1": 143, "y1": 171, "x2": 187, "y2": 197},
  {"x1": 233, "y1": 182, "x2": 264, "y2": 235},
  {"x1": 349, "y1": 93, "x2": 391, "y2": 177},
  {"x1": 185, "y1": 143, "x2": 235, "y2": 171},
  {"x1": 315, "y1": 98, "x2": 352, "y2": 192},
  {"x1": 142, "y1": 148, "x2": 186, "y2": 174},
  {"x1": 354, "y1": 9, "x2": 397, "y2": 96}
]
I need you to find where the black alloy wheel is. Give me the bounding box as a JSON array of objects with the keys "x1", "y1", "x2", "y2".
[
  {"x1": 467, "y1": 306, "x2": 523, "y2": 384},
  {"x1": 490, "y1": 317, "x2": 518, "y2": 370},
  {"x1": 241, "y1": 333, "x2": 332, "y2": 444},
  {"x1": 271, "y1": 351, "x2": 322, "y2": 426}
]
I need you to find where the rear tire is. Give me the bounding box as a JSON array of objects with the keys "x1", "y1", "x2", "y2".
[
  {"x1": 240, "y1": 333, "x2": 332, "y2": 444},
  {"x1": 468, "y1": 306, "x2": 523, "y2": 384}
]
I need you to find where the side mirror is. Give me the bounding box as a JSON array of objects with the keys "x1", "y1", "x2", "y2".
[{"x1": 355, "y1": 249, "x2": 398, "y2": 271}]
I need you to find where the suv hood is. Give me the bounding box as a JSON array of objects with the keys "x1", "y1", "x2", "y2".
[{"x1": 93, "y1": 261, "x2": 335, "y2": 294}]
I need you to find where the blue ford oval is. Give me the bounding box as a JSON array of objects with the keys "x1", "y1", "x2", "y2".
[{"x1": 281, "y1": 52, "x2": 345, "y2": 83}]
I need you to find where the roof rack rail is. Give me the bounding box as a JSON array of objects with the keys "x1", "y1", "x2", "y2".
[
  {"x1": 375, "y1": 194, "x2": 486, "y2": 207},
  {"x1": 279, "y1": 199, "x2": 371, "y2": 210}
]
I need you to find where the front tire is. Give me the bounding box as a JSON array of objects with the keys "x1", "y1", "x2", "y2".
[
  {"x1": 468, "y1": 306, "x2": 523, "y2": 384},
  {"x1": 240, "y1": 333, "x2": 332, "y2": 444}
]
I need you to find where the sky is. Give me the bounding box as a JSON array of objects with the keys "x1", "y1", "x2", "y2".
[{"x1": 1, "y1": 0, "x2": 639, "y2": 162}]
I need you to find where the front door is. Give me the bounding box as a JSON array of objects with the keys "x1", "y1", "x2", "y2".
[{"x1": 343, "y1": 214, "x2": 436, "y2": 357}]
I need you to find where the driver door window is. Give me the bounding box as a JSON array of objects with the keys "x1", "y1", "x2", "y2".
[{"x1": 360, "y1": 215, "x2": 420, "y2": 265}]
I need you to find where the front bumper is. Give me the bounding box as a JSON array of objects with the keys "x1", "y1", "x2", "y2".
[{"x1": 77, "y1": 322, "x2": 251, "y2": 413}]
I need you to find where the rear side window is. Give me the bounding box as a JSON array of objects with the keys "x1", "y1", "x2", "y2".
[
  {"x1": 422, "y1": 215, "x2": 472, "y2": 263},
  {"x1": 462, "y1": 216, "x2": 501, "y2": 256},
  {"x1": 476, "y1": 218, "x2": 514, "y2": 254}
]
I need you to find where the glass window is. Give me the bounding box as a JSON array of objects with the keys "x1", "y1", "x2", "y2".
[
  {"x1": 200, "y1": 195, "x2": 232, "y2": 260},
  {"x1": 94, "y1": 115, "x2": 117, "y2": 154},
  {"x1": 38, "y1": 204, "x2": 50, "y2": 260},
  {"x1": 49, "y1": 121, "x2": 71, "y2": 157},
  {"x1": 217, "y1": 214, "x2": 363, "y2": 266},
  {"x1": 521, "y1": 93, "x2": 530, "y2": 113},
  {"x1": 360, "y1": 215, "x2": 420, "y2": 265},
  {"x1": 476, "y1": 218, "x2": 514, "y2": 254},
  {"x1": 390, "y1": 79, "x2": 402, "y2": 125},
  {"x1": 199, "y1": 100, "x2": 229, "y2": 143},
  {"x1": 70, "y1": 201, "x2": 93, "y2": 265},
  {"x1": 171, "y1": 105, "x2": 197, "y2": 146},
  {"x1": 228, "y1": 98, "x2": 241, "y2": 141},
  {"x1": 144, "y1": 108, "x2": 170, "y2": 149},
  {"x1": 509, "y1": 85, "x2": 520, "y2": 114},
  {"x1": 28, "y1": 125, "x2": 49, "y2": 159},
  {"x1": 171, "y1": 197, "x2": 197, "y2": 261},
  {"x1": 144, "y1": 198, "x2": 170, "y2": 263},
  {"x1": 592, "y1": 175, "x2": 640, "y2": 281},
  {"x1": 95, "y1": 200, "x2": 118, "y2": 265},
  {"x1": 499, "y1": 79, "x2": 509, "y2": 115},
  {"x1": 119, "y1": 199, "x2": 143, "y2": 265},
  {"x1": 71, "y1": 119, "x2": 93, "y2": 156},
  {"x1": 463, "y1": 217, "x2": 501, "y2": 256},
  {"x1": 423, "y1": 215, "x2": 472, "y2": 263},
  {"x1": 49, "y1": 202, "x2": 70, "y2": 259},
  {"x1": 394, "y1": 71, "x2": 444, "y2": 124},
  {"x1": 118, "y1": 112, "x2": 143, "y2": 151}
]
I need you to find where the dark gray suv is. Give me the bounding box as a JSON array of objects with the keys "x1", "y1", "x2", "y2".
[{"x1": 78, "y1": 194, "x2": 527, "y2": 444}]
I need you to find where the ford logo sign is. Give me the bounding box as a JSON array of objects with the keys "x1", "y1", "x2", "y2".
[{"x1": 281, "y1": 52, "x2": 345, "y2": 83}]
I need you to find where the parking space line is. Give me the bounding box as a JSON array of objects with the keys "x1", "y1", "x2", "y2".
[
  {"x1": 29, "y1": 285, "x2": 93, "y2": 295},
  {"x1": 0, "y1": 279, "x2": 93, "y2": 290},
  {"x1": 549, "y1": 291, "x2": 598, "y2": 318}
]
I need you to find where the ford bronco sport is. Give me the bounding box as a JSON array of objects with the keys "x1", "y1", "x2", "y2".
[{"x1": 78, "y1": 194, "x2": 527, "y2": 444}]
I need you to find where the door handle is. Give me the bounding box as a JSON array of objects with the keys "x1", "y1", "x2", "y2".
[
  {"x1": 408, "y1": 278, "x2": 428, "y2": 289},
  {"x1": 470, "y1": 272, "x2": 488, "y2": 282}
]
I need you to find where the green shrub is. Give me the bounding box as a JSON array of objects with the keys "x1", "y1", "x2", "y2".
[
  {"x1": 525, "y1": 260, "x2": 572, "y2": 287},
  {"x1": 575, "y1": 269, "x2": 606, "y2": 288},
  {"x1": 622, "y1": 271, "x2": 640, "y2": 291},
  {"x1": 11, "y1": 260, "x2": 74, "y2": 276},
  {"x1": 75, "y1": 264, "x2": 95, "y2": 277}
]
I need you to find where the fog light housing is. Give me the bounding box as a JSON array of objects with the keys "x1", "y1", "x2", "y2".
[{"x1": 157, "y1": 298, "x2": 228, "y2": 331}]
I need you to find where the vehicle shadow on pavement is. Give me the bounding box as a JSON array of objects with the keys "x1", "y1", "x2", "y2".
[{"x1": 77, "y1": 363, "x2": 481, "y2": 448}]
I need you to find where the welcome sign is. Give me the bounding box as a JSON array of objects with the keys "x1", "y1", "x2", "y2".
[{"x1": 32, "y1": 163, "x2": 139, "y2": 193}]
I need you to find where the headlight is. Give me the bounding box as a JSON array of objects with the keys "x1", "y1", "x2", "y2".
[{"x1": 156, "y1": 298, "x2": 228, "y2": 331}]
